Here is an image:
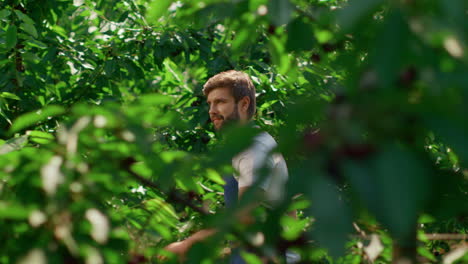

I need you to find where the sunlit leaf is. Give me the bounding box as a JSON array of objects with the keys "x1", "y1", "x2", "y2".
[
  {"x1": 147, "y1": 0, "x2": 172, "y2": 23},
  {"x1": 10, "y1": 105, "x2": 65, "y2": 133},
  {"x1": 0, "y1": 92, "x2": 20, "y2": 100},
  {"x1": 21, "y1": 22, "x2": 38, "y2": 38}
]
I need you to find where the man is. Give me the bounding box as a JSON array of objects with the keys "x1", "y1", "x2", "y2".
[{"x1": 164, "y1": 70, "x2": 289, "y2": 262}]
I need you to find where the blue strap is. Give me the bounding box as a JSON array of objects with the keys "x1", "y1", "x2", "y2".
[
  {"x1": 223, "y1": 176, "x2": 246, "y2": 264},
  {"x1": 223, "y1": 175, "x2": 238, "y2": 208}
]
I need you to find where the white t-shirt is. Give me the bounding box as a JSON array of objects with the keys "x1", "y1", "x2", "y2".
[{"x1": 232, "y1": 132, "x2": 288, "y2": 205}]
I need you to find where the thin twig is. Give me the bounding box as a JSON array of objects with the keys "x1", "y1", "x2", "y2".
[
  {"x1": 351, "y1": 233, "x2": 468, "y2": 241},
  {"x1": 425, "y1": 234, "x2": 468, "y2": 240},
  {"x1": 294, "y1": 5, "x2": 316, "y2": 22},
  {"x1": 120, "y1": 157, "x2": 210, "y2": 215}
]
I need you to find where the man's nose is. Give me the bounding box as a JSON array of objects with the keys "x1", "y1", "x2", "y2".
[{"x1": 208, "y1": 104, "x2": 217, "y2": 115}]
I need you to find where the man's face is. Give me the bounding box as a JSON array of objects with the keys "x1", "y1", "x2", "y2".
[{"x1": 206, "y1": 87, "x2": 240, "y2": 130}]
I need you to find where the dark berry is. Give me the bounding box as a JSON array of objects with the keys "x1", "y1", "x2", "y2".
[
  {"x1": 303, "y1": 130, "x2": 324, "y2": 151},
  {"x1": 311, "y1": 53, "x2": 321, "y2": 63},
  {"x1": 321, "y1": 43, "x2": 336, "y2": 53},
  {"x1": 268, "y1": 24, "x2": 277, "y2": 35}
]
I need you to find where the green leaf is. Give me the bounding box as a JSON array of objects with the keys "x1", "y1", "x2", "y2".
[
  {"x1": 27, "y1": 130, "x2": 55, "y2": 144},
  {"x1": 315, "y1": 29, "x2": 333, "y2": 44},
  {"x1": 268, "y1": 0, "x2": 293, "y2": 26},
  {"x1": 14, "y1": 9, "x2": 35, "y2": 25},
  {"x1": 145, "y1": 197, "x2": 179, "y2": 221},
  {"x1": 26, "y1": 39, "x2": 47, "y2": 49},
  {"x1": 0, "y1": 9, "x2": 11, "y2": 20},
  {"x1": 0, "y1": 135, "x2": 28, "y2": 154},
  {"x1": 21, "y1": 22, "x2": 38, "y2": 38},
  {"x1": 205, "y1": 168, "x2": 225, "y2": 185},
  {"x1": 417, "y1": 247, "x2": 436, "y2": 261},
  {"x1": 0, "y1": 202, "x2": 31, "y2": 219},
  {"x1": 286, "y1": 17, "x2": 315, "y2": 51},
  {"x1": 6, "y1": 25, "x2": 17, "y2": 50},
  {"x1": 306, "y1": 172, "x2": 352, "y2": 258},
  {"x1": 0, "y1": 59, "x2": 9, "y2": 67},
  {"x1": 281, "y1": 215, "x2": 309, "y2": 240},
  {"x1": 104, "y1": 59, "x2": 116, "y2": 76},
  {"x1": 343, "y1": 145, "x2": 432, "y2": 242},
  {"x1": 269, "y1": 35, "x2": 290, "y2": 74},
  {"x1": 231, "y1": 28, "x2": 251, "y2": 53},
  {"x1": 428, "y1": 116, "x2": 468, "y2": 167},
  {"x1": 240, "y1": 252, "x2": 263, "y2": 264},
  {"x1": 372, "y1": 10, "x2": 410, "y2": 88},
  {"x1": 0, "y1": 92, "x2": 20, "y2": 100},
  {"x1": 138, "y1": 94, "x2": 172, "y2": 106},
  {"x1": 160, "y1": 150, "x2": 186, "y2": 163},
  {"x1": 337, "y1": 0, "x2": 386, "y2": 31},
  {"x1": 10, "y1": 105, "x2": 65, "y2": 133},
  {"x1": 147, "y1": 0, "x2": 172, "y2": 23}
]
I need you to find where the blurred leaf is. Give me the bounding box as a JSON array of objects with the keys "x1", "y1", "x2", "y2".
[
  {"x1": 0, "y1": 92, "x2": 20, "y2": 100},
  {"x1": 344, "y1": 144, "x2": 431, "y2": 242},
  {"x1": 17, "y1": 249, "x2": 47, "y2": 264},
  {"x1": 0, "y1": 202, "x2": 31, "y2": 219},
  {"x1": 372, "y1": 10, "x2": 410, "y2": 88},
  {"x1": 27, "y1": 130, "x2": 54, "y2": 145},
  {"x1": 338, "y1": 0, "x2": 385, "y2": 31},
  {"x1": 145, "y1": 197, "x2": 179, "y2": 223},
  {"x1": 205, "y1": 168, "x2": 225, "y2": 185},
  {"x1": 268, "y1": 0, "x2": 293, "y2": 26},
  {"x1": 138, "y1": 94, "x2": 172, "y2": 106},
  {"x1": 418, "y1": 246, "x2": 436, "y2": 262},
  {"x1": 0, "y1": 9, "x2": 11, "y2": 20},
  {"x1": 14, "y1": 9, "x2": 35, "y2": 25},
  {"x1": 21, "y1": 22, "x2": 38, "y2": 38},
  {"x1": 26, "y1": 39, "x2": 47, "y2": 49},
  {"x1": 0, "y1": 135, "x2": 28, "y2": 154},
  {"x1": 306, "y1": 168, "x2": 352, "y2": 258},
  {"x1": 281, "y1": 215, "x2": 308, "y2": 240},
  {"x1": 86, "y1": 208, "x2": 109, "y2": 244},
  {"x1": 147, "y1": 0, "x2": 172, "y2": 23},
  {"x1": 286, "y1": 17, "x2": 315, "y2": 51},
  {"x1": 6, "y1": 25, "x2": 17, "y2": 50},
  {"x1": 10, "y1": 105, "x2": 65, "y2": 133},
  {"x1": 160, "y1": 151, "x2": 186, "y2": 163},
  {"x1": 428, "y1": 117, "x2": 468, "y2": 166},
  {"x1": 364, "y1": 234, "x2": 384, "y2": 262},
  {"x1": 240, "y1": 252, "x2": 263, "y2": 264},
  {"x1": 269, "y1": 35, "x2": 290, "y2": 74},
  {"x1": 104, "y1": 60, "x2": 116, "y2": 76}
]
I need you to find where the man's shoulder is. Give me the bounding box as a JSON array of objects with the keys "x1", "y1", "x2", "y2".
[{"x1": 253, "y1": 131, "x2": 277, "y2": 150}]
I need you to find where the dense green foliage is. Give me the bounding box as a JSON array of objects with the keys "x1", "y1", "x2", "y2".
[{"x1": 1, "y1": 0, "x2": 467, "y2": 263}]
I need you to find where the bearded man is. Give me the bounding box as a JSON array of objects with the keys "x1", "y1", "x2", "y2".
[{"x1": 164, "y1": 70, "x2": 291, "y2": 263}]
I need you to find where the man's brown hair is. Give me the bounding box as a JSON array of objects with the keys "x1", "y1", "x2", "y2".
[{"x1": 203, "y1": 70, "x2": 256, "y2": 119}]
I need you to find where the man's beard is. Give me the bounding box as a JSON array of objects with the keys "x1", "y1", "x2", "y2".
[{"x1": 216, "y1": 104, "x2": 240, "y2": 131}]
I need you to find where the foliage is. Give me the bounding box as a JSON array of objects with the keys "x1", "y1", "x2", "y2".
[{"x1": 0, "y1": 0, "x2": 467, "y2": 263}]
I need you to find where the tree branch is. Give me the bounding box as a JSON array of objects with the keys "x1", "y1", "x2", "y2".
[{"x1": 120, "y1": 157, "x2": 210, "y2": 215}]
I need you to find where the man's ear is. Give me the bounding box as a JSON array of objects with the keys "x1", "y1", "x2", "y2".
[{"x1": 240, "y1": 96, "x2": 250, "y2": 113}]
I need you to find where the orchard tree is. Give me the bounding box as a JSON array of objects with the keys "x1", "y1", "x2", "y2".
[{"x1": 0, "y1": 0, "x2": 467, "y2": 263}]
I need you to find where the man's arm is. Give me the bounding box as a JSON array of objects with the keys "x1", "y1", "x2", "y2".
[
  {"x1": 164, "y1": 141, "x2": 269, "y2": 259},
  {"x1": 163, "y1": 186, "x2": 264, "y2": 259},
  {"x1": 163, "y1": 229, "x2": 216, "y2": 259}
]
